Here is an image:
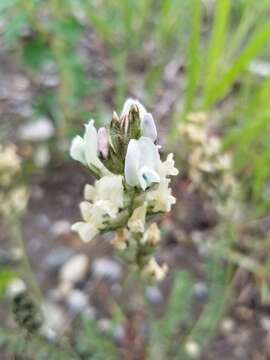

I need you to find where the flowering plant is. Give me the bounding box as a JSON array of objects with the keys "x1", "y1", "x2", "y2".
[
  {"x1": 70, "y1": 99, "x2": 178, "y2": 280},
  {"x1": 0, "y1": 144, "x2": 28, "y2": 217}
]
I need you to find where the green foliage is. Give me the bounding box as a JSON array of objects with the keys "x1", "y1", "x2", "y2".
[
  {"x1": 182, "y1": 0, "x2": 202, "y2": 116},
  {"x1": 0, "y1": 327, "x2": 78, "y2": 360},
  {"x1": 2, "y1": 0, "x2": 94, "y2": 139},
  {"x1": 170, "y1": 0, "x2": 270, "y2": 211},
  {"x1": 0, "y1": 268, "x2": 15, "y2": 297},
  {"x1": 74, "y1": 316, "x2": 118, "y2": 360},
  {"x1": 148, "y1": 271, "x2": 193, "y2": 360},
  {"x1": 224, "y1": 75, "x2": 270, "y2": 211}
]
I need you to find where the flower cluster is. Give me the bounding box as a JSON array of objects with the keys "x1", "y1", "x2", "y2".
[
  {"x1": 70, "y1": 99, "x2": 178, "y2": 280},
  {"x1": 179, "y1": 112, "x2": 239, "y2": 218},
  {"x1": 0, "y1": 144, "x2": 28, "y2": 217}
]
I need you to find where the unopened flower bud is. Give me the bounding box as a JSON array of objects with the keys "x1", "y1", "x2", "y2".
[
  {"x1": 143, "y1": 258, "x2": 168, "y2": 281},
  {"x1": 128, "y1": 104, "x2": 141, "y2": 139},
  {"x1": 141, "y1": 113, "x2": 157, "y2": 142},
  {"x1": 141, "y1": 223, "x2": 160, "y2": 246},
  {"x1": 97, "y1": 127, "x2": 109, "y2": 159},
  {"x1": 128, "y1": 203, "x2": 147, "y2": 233},
  {"x1": 111, "y1": 229, "x2": 128, "y2": 250}
]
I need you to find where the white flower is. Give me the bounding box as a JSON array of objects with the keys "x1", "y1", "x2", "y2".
[
  {"x1": 147, "y1": 178, "x2": 176, "y2": 213},
  {"x1": 84, "y1": 175, "x2": 124, "y2": 215},
  {"x1": 125, "y1": 137, "x2": 161, "y2": 190},
  {"x1": 71, "y1": 200, "x2": 108, "y2": 242},
  {"x1": 121, "y1": 98, "x2": 157, "y2": 142},
  {"x1": 128, "y1": 202, "x2": 147, "y2": 233},
  {"x1": 70, "y1": 120, "x2": 109, "y2": 175}
]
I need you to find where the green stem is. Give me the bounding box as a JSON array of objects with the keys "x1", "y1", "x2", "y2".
[{"x1": 8, "y1": 214, "x2": 43, "y2": 302}]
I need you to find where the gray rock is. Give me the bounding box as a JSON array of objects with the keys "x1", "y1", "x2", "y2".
[
  {"x1": 92, "y1": 258, "x2": 122, "y2": 281},
  {"x1": 50, "y1": 220, "x2": 71, "y2": 238},
  {"x1": 192, "y1": 282, "x2": 208, "y2": 302},
  {"x1": 18, "y1": 117, "x2": 55, "y2": 141},
  {"x1": 113, "y1": 324, "x2": 125, "y2": 344},
  {"x1": 145, "y1": 286, "x2": 163, "y2": 305},
  {"x1": 41, "y1": 301, "x2": 67, "y2": 336},
  {"x1": 33, "y1": 214, "x2": 51, "y2": 229},
  {"x1": 66, "y1": 289, "x2": 88, "y2": 313},
  {"x1": 220, "y1": 317, "x2": 235, "y2": 334},
  {"x1": 44, "y1": 246, "x2": 75, "y2": 271},
  {"x1": 98, "y1": 318, "x2": 112, "y2": 333}
]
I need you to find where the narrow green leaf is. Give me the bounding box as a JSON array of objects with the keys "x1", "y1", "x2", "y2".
[
  {"x1": 203, "y1": 0, "x2": 231, "y2": 105},
  {"x1": 183, "y1": 0, "x2": 202, "y2": 115},
  {"x1": 206, "y1": 21, "x2": 270, "y2": 106}
]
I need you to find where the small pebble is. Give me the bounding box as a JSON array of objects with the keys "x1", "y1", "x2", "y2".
[
  {"x1": 34, "y1": 214, "x2": 51, "y2": 229},
  {"x1": 41, "y1": 302, "x2": 67, "y2": 334},
  {"x1": 145, "y1": 286, "x2": 163, "y2": 305},
  {"x1": 113, "y1": 324, "x2": 125, "y2": 344},
  {"x1": 50, "y1": 220, "x2": 71, "y2": 238},
  {"x1": 67, "y1": 289, "x2": 88, "y2": 313},
  {"x1": 98, "y1": 318, "x2": 112, "y2": 333},
  {"x1": 260, "y1": 316, "x2": 270, "y2": 332},
  {"x1": 18, "y1": 117, "x2": 55, "y2": 142},
  {"x1": 60, "y1": 254, "x2": 89, "y2": 284},
  {"x1": 92, "y1": 258, "x2": 122, "y2": 281},
  {"x1": 220, "y1": 317, "x2": 235, "y2": 334},
  {"x1": 185, "y1": 341, "x2": 200, "y2": 359},
  {"x1": 44, "y1": 246, "x2": 74, "y2": 271},
  {"x1": 192, "y1": 282, "x2": 208, "y2": 302}
]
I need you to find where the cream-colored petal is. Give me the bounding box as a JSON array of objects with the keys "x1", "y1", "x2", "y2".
[
  {"x1": 95, "y1": 175, "x2": 124, "y2": 209},
  {"x1": 71, "y1": 222, "x2": 99, "y2": 242},
  {"x1": 84, "y1": 184, "x2": 96, "y2": 202},
  {"x1": 70, "y1": 135, "x2": 86, "y2": 165},
  {"x1": 80, "y1": 201, "x2": 93, "y2": 222},
  {"x1": 128, "y1": 203, "x2": 147, "y2": 233}
]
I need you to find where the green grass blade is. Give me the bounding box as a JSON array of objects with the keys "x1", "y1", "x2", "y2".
[
  {"x1": 203, "y1": 0, "x2": 231, "y2": 105},
  {"x1": 183, "y1": 0, "x2": 202, "y2": 115},
  {"x1": 205, "y1": 21, "x2": 270, "y2": 107}
]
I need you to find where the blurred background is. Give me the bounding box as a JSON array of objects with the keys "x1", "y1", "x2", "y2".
[{"x1": 1, "y1": 0, "x2": 270, "y2": 359}]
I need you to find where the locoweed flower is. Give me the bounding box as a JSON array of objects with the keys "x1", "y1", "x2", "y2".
[{"x1": 70, "y1": 99, "x2": 178, "y2": 280}]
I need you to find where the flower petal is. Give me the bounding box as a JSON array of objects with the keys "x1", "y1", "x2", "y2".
[
  {"x1": 141, "y1": 113, "x2": 157, "y2": 142},
  {"x1": 84, "y1": 184, "x2": 95, "y2": 201},
  {"x1": 137, "y1": 137, "x2": 160, "y2": 170},
  {"x1": 125, "y1": 139, "x2": 140, "y2": 187},
  {"x1": 70, "y1": 135, "x2": 86, "y2": 165},
  {"x1": 128, "y1": 203, "x2": 147, "y2": 233},
  {"x1": 139, "y1": 166, "x2": 160, "y2": 190},
  {"x1": 80, "y1": 201, "x2": 93, "y2": 222},
  {"x1": 95, "y1": 175, "x2": 124, "y2": 209},
  {"x1": 71, "y1": 222, "x2": 99, "y2": 242}
]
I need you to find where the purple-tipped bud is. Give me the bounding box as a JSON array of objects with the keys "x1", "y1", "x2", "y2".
[
  {"x1": 141, "y1": 113, "x2": 157, "y2": 142},
  {"x1": 97, "y1": 127, "x2": 109, "y2": 159}
]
